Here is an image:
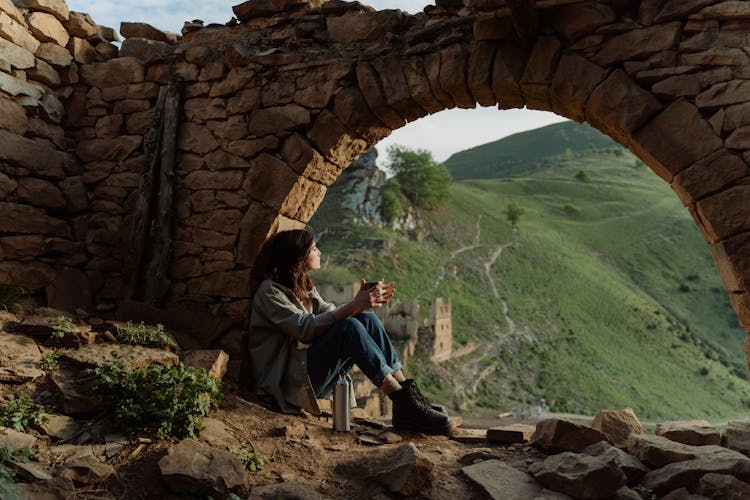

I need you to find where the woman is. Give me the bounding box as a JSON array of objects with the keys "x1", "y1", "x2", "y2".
[{"x1": 248, "y1": 229, "x2": 451, "y2": 435}]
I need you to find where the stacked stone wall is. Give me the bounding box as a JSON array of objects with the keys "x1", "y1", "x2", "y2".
[
  {"x1": 0, "y1": 0, "x2": 119, "y2": 304},
  {"x1": 3, "y1": 0, "x2": 750, "y2": 370}
]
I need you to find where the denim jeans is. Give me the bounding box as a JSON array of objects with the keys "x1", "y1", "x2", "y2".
[{"x1": 307, "y1": 311, "x2": 403, "y2": 398}]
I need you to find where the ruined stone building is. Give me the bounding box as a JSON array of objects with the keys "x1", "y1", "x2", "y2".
[
  {"x1": 2, "y1": 0, "x2": 750, "y2": 375},
  {"x1": 316, "y1": 282, "x2": 453, "y2": 363}
]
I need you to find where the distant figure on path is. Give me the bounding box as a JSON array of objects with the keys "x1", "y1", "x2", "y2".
[
  {"x1": 248, "y1": 229, "x2": 452, "y2": 435},
  {"x1": 520, "y1": 408, "x2": 526, "y2": 422}
]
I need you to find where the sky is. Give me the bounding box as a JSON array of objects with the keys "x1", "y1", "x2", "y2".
[{"x1": 65, "y1": 0, "x2": 567, "y2": 162}]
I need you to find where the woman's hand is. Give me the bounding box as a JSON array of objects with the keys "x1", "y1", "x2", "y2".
[
  {"x1": 354, "y1": 279, "x2": 395, "y2": 310},
  {"x1": 333, "y1": 279, "x2": 396, "y2": 320}
]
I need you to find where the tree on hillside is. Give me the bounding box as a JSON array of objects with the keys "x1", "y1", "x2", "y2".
[
  {"x1": 504, "y1": 203, "x2": 524, "y2": 228},
  {"x1": 386, "y1": 145, "x2": 452, "y2": 210}
]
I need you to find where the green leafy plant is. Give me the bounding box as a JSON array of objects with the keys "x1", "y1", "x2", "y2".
[
  {"x1": 113, "y1": 321, "x2": 175, "y2": 348},
  {"x1": 51, "y1": 316, "x2": 75, "y2": 340},
  {"x1": 39, "y1": 352, "x2": 59, "y2": 371},
  {"x1": 92, "y1": 361, "x2": 221, "y2": 439},
  {"x1": 0, "y1": 284, "x2": 25, "y2": 313},
  {"x1": 386, "y1": 145, "x2": 452, "y2": 210},
  {"x1": 574, "y1": 170, "x2": 590, "y2": 182},
  {"x1": 0, "y1": 445, "x2": 37, "y2": 493},
  {"x1": 503, "y1": 203, "x2": 524, "y2": 228},
  {"x1": 229, "y1": 445, "x2": 267, "y2": 473},
  {"x1": 0, "y1": 393, "x2": 48, "y2": 432},
  {"x1": 632, "y1": 485, "x2": 656, "y2": 500}
]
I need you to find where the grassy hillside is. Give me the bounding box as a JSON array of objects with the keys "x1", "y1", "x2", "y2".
[
  {"x1": 444, "y1": 120, "x2": 617, "y2": 180},
  {"x1": 309, "y1": 133, "x2": 750, "y2": 423}
]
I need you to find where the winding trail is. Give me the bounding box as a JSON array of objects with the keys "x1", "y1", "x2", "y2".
[{"x1": 420, "y1": 216, "x2": 522, "y2": 406}]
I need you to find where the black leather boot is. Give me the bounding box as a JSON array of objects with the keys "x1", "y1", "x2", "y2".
[
  {"x1": 389, "y1": 380, "x2": 452, "y2": 435},
  {"x1": 401, "y1": 379, "x2": 448, "y2": 414}
]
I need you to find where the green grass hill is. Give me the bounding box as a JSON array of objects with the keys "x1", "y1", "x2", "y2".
[
  {"x1": 444, "y1": 121, "x2": 617, "y2": 180},
  {"x1": 309, "y1": 122, "x2": 750, "y2": 424}
]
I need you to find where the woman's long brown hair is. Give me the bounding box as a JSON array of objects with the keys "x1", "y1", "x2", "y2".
[{"x1": 268, "y1": 229, "x2": 315, "y2": 302}]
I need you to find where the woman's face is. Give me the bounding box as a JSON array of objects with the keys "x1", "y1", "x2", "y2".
[{"x1": 305, "y1": 242, "x2": 321, "y2": 271}]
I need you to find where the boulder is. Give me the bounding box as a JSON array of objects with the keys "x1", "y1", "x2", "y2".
[
  {"x1": 0, "y1": 333, "x2": 44, "y2": 383},
  {"x1": 159, "y1": 439, "x2": 248, "y2": 497},
  {"x1": 699, "y1": 472, "x2": 750, "y2": 497},
  {"x1": 722, "y1": 420, "x2": 750, "y2": 457},
  {"x1": 0, "y1": 97, "x2": 28, "y2": 135},
  {"x1": 25, "y1": 11, "x2": 69, "y2": 46},
  {"x1": 16, "y1": 0, "x2": 69, "y2": 21},
  {"x1": 656, "y1": 420, "x2": 721, "y2": 446},
  {"x1": 59, "y1": 344, "x2": 179, "y2": 370},
  {"x1": 63, "y1": 11, "x2": 98, "y2": 38},
  {"x1": 34, "y1": 413, "x2": 79, "y2": 441},
  {"x1": 487, "y1": 424, "x2": 535, "y2": 444},
  {"x1": 462, "y1": 459, "x2": 569, "y2": 499},
  {"x1": 591, "y1": 408, "x2": 646, "y2": 447},
  {"x1": 59, "y1": 455, "x2": 115, "y2": 485},
  {"x1": 182, "y1": 350, "x2": 229, "y2": 380},
  {"x1": 529, "y1": 452, "x2": 627, "y2": 499},
  {"x1": 0, "y1": 36, "x2": 34, "y2": 69},
  {"x1": 0, "y1": 11, "x2": 40, "y2": 53},
  {"x1": 531, "y1": 418, "x2": 609, "y2": 453},
  {"x1": 15, "y1": 477, "x2": 76, "y2": 499},
  {"x1": 35, "y1": 41, "x2": 73, "y2": 67},
  {"x1": 119, "y1": 21, "x2": 170, "y2": 42},
  {"x1": 233, "y1": 0, "x2": 309, "y2": 21},
  {"x1": 627, "y1": 433, "x2": 749, "y2": 468},
  {"x1": 581, "y1": 441, "x2": 649, "y2": 483},
  {"x1": 642, "y1": 456, "x2": 750, "y2": 496},
  {"x1": 119, "y1": 37, "x2": 174, "y2": 63},
  {"x1": 50, "y1": 368, "x2": 108, "y2": 415},
  {"x1": 79, "y1": 57, "x2": 145, "y2": 88},
  {"x1": 592, "y1": 22, "x2": 680, "y2": 66},
  {"x1": 338, "y1": 442, "x2": 434, "y2": 496},
  {"x1": 0, "y1": 426, "x2": 37, "y2": 449}
]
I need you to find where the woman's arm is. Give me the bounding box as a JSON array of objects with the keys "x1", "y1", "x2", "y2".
[{"x1": 254, "y1": 283, "x2": 338, "y2": 343}]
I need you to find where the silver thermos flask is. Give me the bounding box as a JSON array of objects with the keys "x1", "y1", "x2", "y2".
[{"x1": 333, "y1": 373, "x2": 351, "y2": 431}]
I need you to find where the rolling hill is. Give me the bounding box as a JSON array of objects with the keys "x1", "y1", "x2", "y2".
[
  {"x1": 308, "y1": 122, "x2": 750, "y2": 423},
  {"x1": 444, "y1": 121, "x2": 617, "y2": 180}
]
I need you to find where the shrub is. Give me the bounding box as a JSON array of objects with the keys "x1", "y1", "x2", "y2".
[
  {"x1": 385, "y1": 145, "x2": 451, "y2": 210},
  {"x1": 503, "y1": 203, "x2": 524, "y2": 228},
  {"x1": 0, "y1": 284, "x2": 25, "y2": 312},
  {"x1": 575, "y1": 170, "x2": 590, "y2": 182},
  {"x1": 380, "y1": 177, "x2": 405, "y2": 223},
  {"x1": 39, "y1": 352, "x2": 59, "y2": 371},
  {"x1": 229, "y1": 446, "x2": 267, "y2": 473},
  {"x1": 92, "y1": 361, "x2": 222, "y2": 439},
  {"x1": 51, "y1": 316, "x2": 75, "y2": 339},
  {"x1": 699, "y1": 366, "x2": 710, "y2": 376},
  {"x1": 114, "y1": 321, "x2": 175, "y2": 349},
  {"x1": 0, "y1": 446, "x2": 37, "y2": 492},
  {"x1": 0, "y1": 393, "x2": 48, "y2": 432}
]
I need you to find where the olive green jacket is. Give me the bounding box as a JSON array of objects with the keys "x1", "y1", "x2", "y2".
[{"x1": 248, "y1": 278, "x2": 338, "y2": 414}]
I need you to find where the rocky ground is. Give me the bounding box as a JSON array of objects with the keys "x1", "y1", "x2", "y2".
[{"x1": 2, "y1": 306, "x2": 750, "y2": 499}]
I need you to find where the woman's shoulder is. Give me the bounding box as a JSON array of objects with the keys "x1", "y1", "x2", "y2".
[{"x1": 257, "y1": 279, "x2": 293, "y2": 299}]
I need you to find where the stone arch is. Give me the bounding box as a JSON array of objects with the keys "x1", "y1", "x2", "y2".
[{"x1": 226, "y1": 0, "x2": 750, "y2": 343}]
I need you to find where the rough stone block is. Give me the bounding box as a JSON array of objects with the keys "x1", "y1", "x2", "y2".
[
  {"x1": 672, "y1": 150, "x2": 749, "y2": 205},
  {"x1": 25, "y1": 11, "x2": 68, "y2": 46},
  {"x1": 591, "y1": 408, "x2": 646, "y2": 448},
  {"x1": 16, "y1": 0, "x2": 69, "y2": 21},
  {"x1": 0, "y1": 36, "x2": 34, "y2": 69},
  {"x1": 586, "y1": 69, "x2": 661, "y2": 145},
  {"x1": 248, "y1": 103, "x2": 310, "y2": 136},
  {"x1": 529, "y1": 452, "x2": 627, "y2": 499},
  {"x1": 531, "y1": 418, "x2": 609, "y2": 453},
  {"x1": 0, "y1": 129, "x2": 66, "y2": 177},
  {"x1": 63, "y1": 11, "x2": 97, "y2": 38},
  {"x1": 710, "y1": 230, "x2": 750, "y2": 291},
  {"x1": 697, "y1": 185, "x2": 750, "y2": 242},
  {"x1": 120, "y1": 21, "x2": 169, "y2": 42},
  {"x1": 552, "y1": 3, "x2": 616, "y2": 40},
  {"x1": 372, "y1": 52, "x2": 426, "y2": 121},
  {"x1": 492, "y1": 41, "x2": 526, "y2": 109},
  {"x1": 439, "y1": 43, "x2": 475, "y2": 109},
  {"x1": 119, "y1": 37, "x2": 174, "y2": 63},
  {"x1": 0, "y1": 97, "x2": 29, "y2": 134},
  {"x1": 35, "y1": 41, "x2": 72, "y2": 67},
  {"x1": 550, "y1": 51, "x2": 605, "y2": 123},
  {"x1": 487, "y1": 424, "x2": 535, "y2": 444},
  {"x1": 631, "y1": 99, "x2": 722, "y2": 182},
  {"x1": 592, "y1": 22, "x2": 680, "y2": 66},
  {"x1": 462, "y1": 459, "x2": 561, "y2": 499},
  {"x1": 467, "y1": 41, "x2": 497, "y2": 107},
  {"x1": 519, "y1": 36, "x2": 560, "y2": 110},
  {"x1": 0, "y1": 11, "x2": 40, "y2": 53},
  {"x1": 655, "y1": 420, "x2": 721, "y2": 446},
  {"x1": 80, "y1": 57, "x2": 145, "y2": 88},
  {"x1": 68, "y1": 36, "x2": 96, "y2": 64},
  {"x1": 182, "y1": 350, "x2": 229, "y2": 380}
]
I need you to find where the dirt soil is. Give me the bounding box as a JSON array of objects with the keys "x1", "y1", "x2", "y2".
[{"x1": 0, "y1": 305, "x2": 549, "y2": 499}]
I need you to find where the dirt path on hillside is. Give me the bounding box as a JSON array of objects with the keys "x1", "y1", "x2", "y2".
[{"x1": 424, "y1": 217, "x2": 522, "y2": 407}]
